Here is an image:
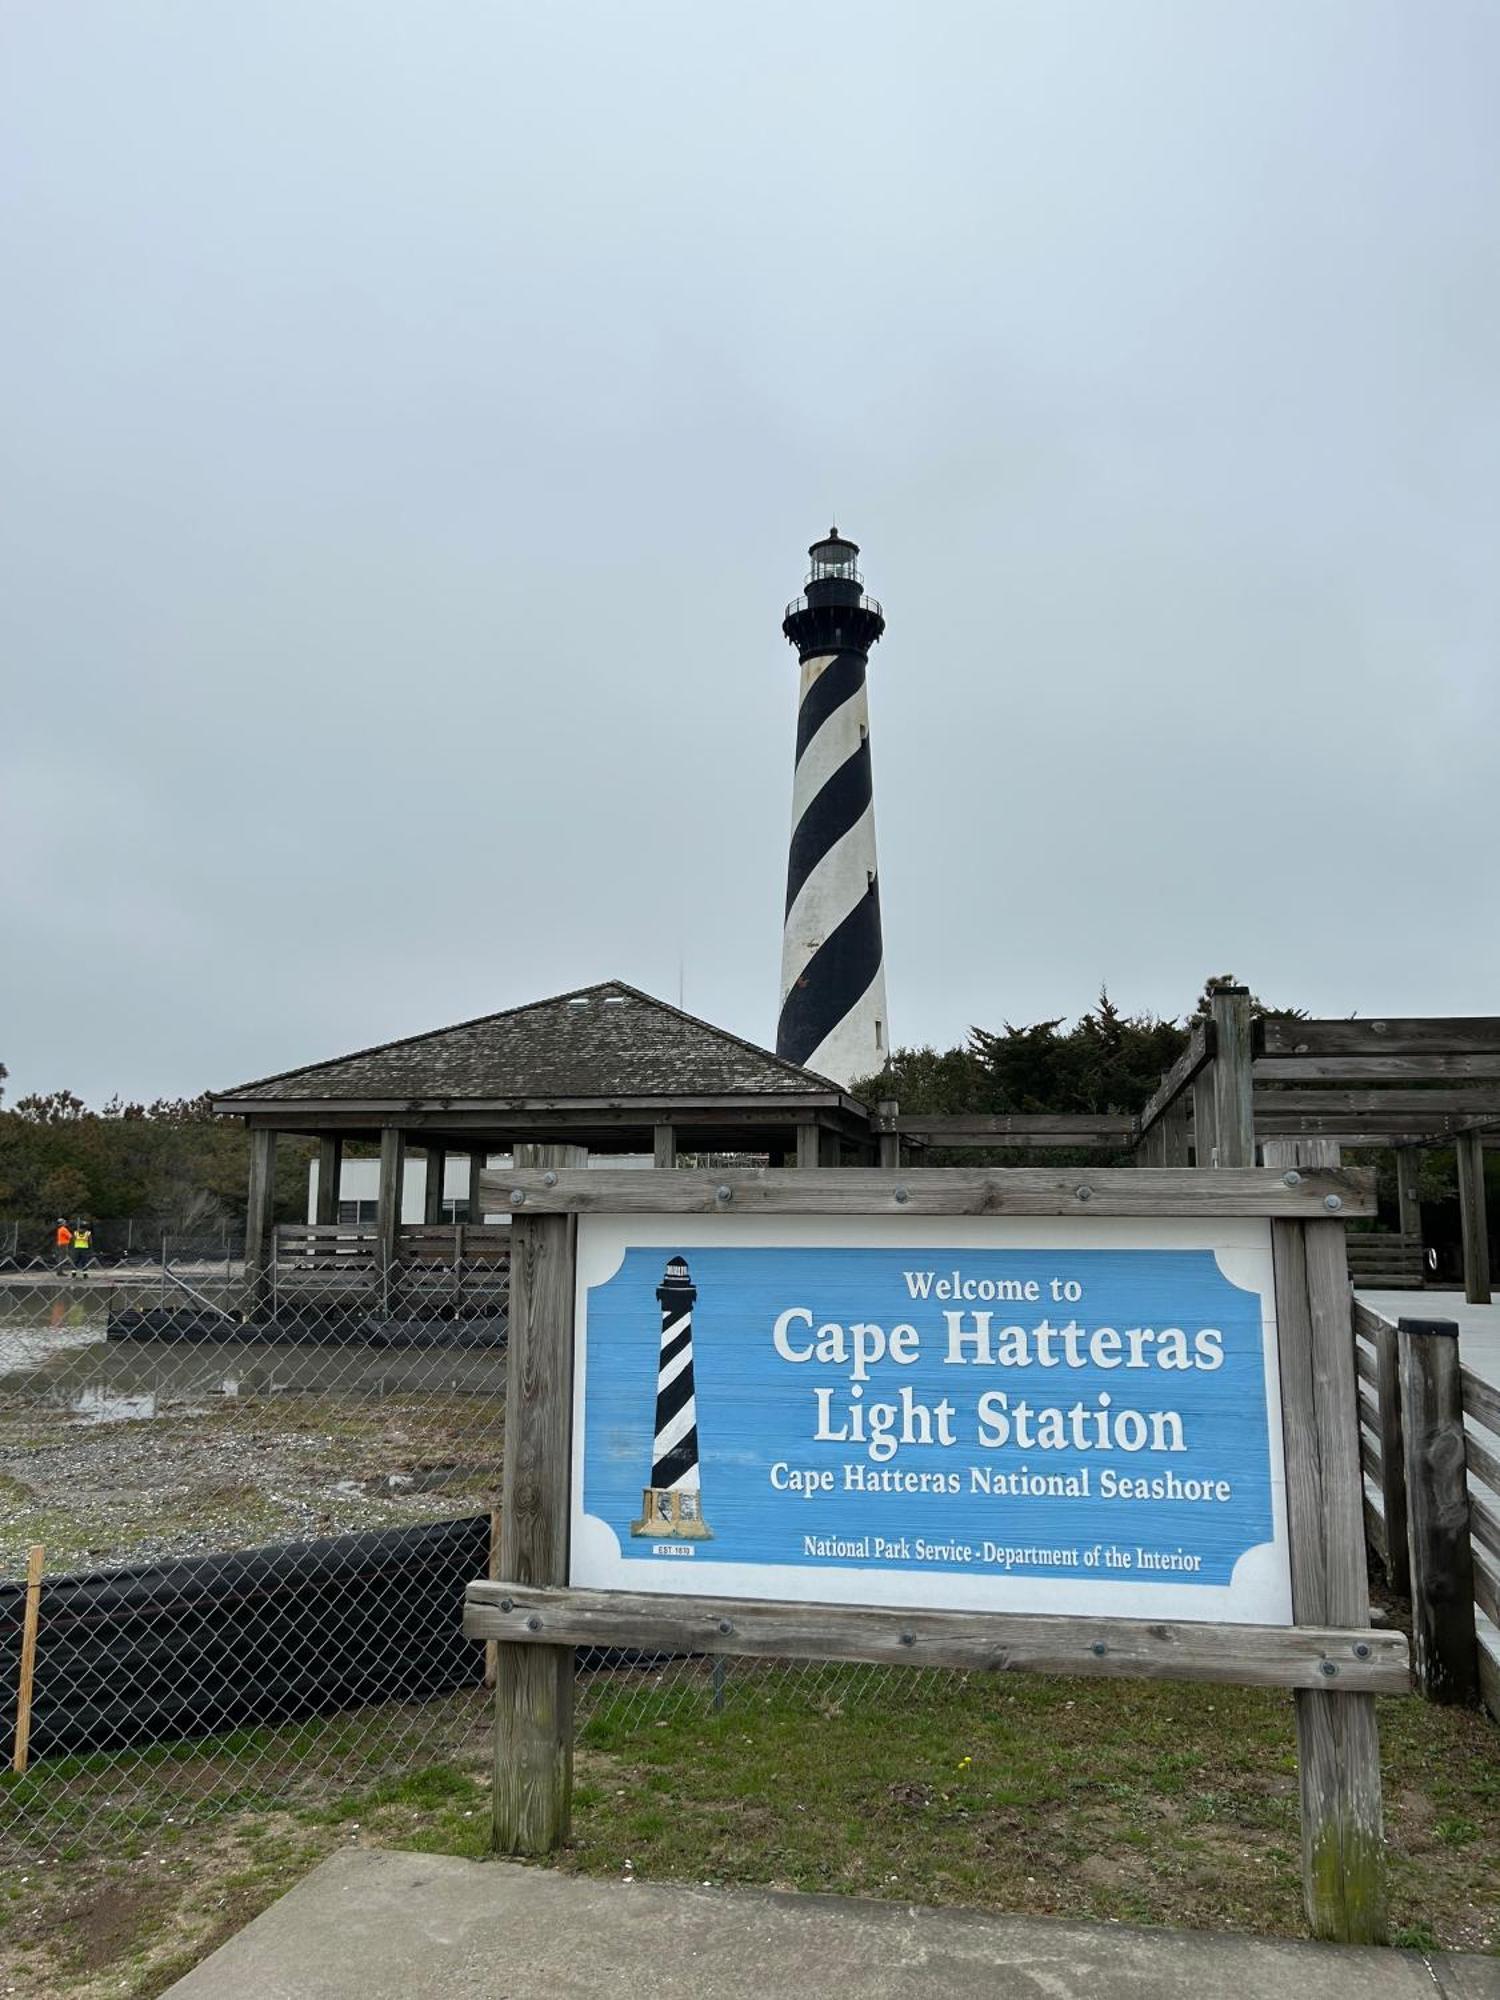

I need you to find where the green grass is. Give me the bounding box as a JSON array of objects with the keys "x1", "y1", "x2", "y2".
[
  {"x1": 1, "y1": 1668, "x2": 1497, "y2": 1997},
  {"x1": 561, "y1": 1664, "x2": 1500, "y2": 1951}
]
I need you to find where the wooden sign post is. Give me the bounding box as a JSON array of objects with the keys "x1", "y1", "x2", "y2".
[{"x1": 467, "y1": 1165, "x2": 1407, "y2": 1943}]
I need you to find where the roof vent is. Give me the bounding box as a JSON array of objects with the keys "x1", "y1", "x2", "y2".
[
  {"x1": 602, "y1": 994, "x2": 627, "y2": 1006},
  {"x1": 567, "y1": 997, "x2": 590, "y2": 1008}
]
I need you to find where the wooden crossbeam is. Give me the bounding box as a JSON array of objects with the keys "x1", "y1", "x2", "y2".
[
  {"x1": 1254, "y1": 1115, "x2": 1499, "y2": 1144},
  {"x1": 1256, "y1": 1056, "x2": 1500, "y2": 1082},
  {"x1": 892, "y1": 1114, "x2": 1136, "y2": 1146},
  {"x1": 1261, "y1": 1019, "x2": 1500, "y2": 1058},
  {"x1": 483, "y1": 1166, "x2": 1376, "y2": 1219},
  {"x1": 464, "y1": 1582, "x2": 1410, "y2": 1694},
  {"x1": 1252, "y1": 1089, "x2": 1500, "y2": 1116}
]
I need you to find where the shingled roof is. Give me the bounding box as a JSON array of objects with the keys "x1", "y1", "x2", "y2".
[{"x1": 214, "y1": 981, "x2": 845, "y2": 1106}]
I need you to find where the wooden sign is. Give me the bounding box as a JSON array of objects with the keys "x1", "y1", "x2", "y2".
[{"x1": 464, "y1": 1166, "x2": 1406, "y2": 1947}]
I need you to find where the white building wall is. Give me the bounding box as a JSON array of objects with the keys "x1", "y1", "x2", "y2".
[{"x1": 307, "y1": 1153, "x2": 651, "y2": 1224}]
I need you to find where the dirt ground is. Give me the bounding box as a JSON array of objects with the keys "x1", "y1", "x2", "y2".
[{"x1": 0, "y1": 1319, "x2": 504, "y2": 1576}]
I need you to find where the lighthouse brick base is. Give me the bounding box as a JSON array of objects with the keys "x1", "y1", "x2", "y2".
[
  {"x1": 630, "y1": 1255, "x2": 712, "y2": 1540},
  {"x1": 631, "y1": 1487, "x2": 713, "y2": 1539}
]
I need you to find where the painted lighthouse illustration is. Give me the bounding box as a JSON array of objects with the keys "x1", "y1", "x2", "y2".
[
  {"x1": 631, "y1": 1255, "x2": 713, "y2": 1540},
  {"x1": 776, "y1": 528, "x2": 889, "y2": 1087}
]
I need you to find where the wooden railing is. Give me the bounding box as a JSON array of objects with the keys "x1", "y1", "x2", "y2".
[
  {"x1": 1462, "y1": 1363, "x2": 1500, "y2": 1721},
  {"x1": 1352, "y1": 1299, "x2": 1499, "y2": 1719},
  {"x1": 1345, "y1": 1232, "x2": 1425, "y2": 1289},
  {"x1": 270, "y1": 1223, "x2": 511, "y2": 1316}
]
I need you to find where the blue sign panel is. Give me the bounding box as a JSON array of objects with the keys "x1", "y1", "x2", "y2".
[{"x1": 572, "y1": 1222, "x2": 1291, "y2": 1623}]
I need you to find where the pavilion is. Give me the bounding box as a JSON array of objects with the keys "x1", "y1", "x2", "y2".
[{"x1": 212, "y1": 979, "x2": 879, "y2": 1301}]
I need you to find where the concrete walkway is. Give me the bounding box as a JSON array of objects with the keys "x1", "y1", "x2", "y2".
[
  {"x1": 1358, "y1": 1289, "x2": 1500, "y2": 1394},
  {"x1": 163, "y1": 1849, "x2": 1499, "y2": 1999}
]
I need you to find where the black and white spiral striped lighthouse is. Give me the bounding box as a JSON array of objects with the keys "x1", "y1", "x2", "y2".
[
  {"x1": 631, "y1": 1255, "x2": 713, "y2": 1540},
  {"x1": 776, "y1": 529, "x2": 889, "y2": 1085}
]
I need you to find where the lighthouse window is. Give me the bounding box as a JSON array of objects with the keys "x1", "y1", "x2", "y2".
[
  {"x1": 808, "y1": 540, "x2": 859, "y2": 582},
  {"x1": 875, "y1": 1020, "x2": 883, "y2": 1050}
]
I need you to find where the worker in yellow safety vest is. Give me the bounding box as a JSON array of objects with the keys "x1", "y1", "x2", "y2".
[{"x1": 72, "y1": 1220, "x2": 93, "y2": 1273}]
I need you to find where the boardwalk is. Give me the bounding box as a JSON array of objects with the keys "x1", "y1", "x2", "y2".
[{"x1": 1356, "y1": 1289, "x2": 1500, "y2": 1395}]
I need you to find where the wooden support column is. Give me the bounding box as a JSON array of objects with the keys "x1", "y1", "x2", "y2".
[
  {"x1": 376, "y1": 1127, "x2": 404, "y2": 1313},
  {"x1": 1398, "y1": 1318, "x2": 1478, "y2": 1705},
  {"x1": 314, "y1": 1137, "x2": 342, "y2": 1227},
  {"x1": 653, "y1": 1124, "x2": 677, "y2": 1170},
  {"x1": 1210, "y1": 984, "x2": 1255, "y2": 1167},
  {"x1": 1395, "y1": 1148, "x2": 1422, "y2": 1243},
  {"x1": 876, "y1": 1098, "x2": 900, "y2": 1171},
  {"x1": 468, "y1": 1150, "x2": 487, "y2": 1224},
  {"x1": 1138, "y1": 1120, "x2": 1166, "y2": 1166},
  {"x1": 1456, "y1": 1130, "x2": 1492, "y2": 1305},
  {"x1": 1161, "y1": 1096, "x2": 1191, "y2": 1167},
  {"x1": 1264, "y1": 1136, "x2": 1387, "y2": 1943},
  {"x1": 244, "y1": 1128, "x2": 277, "y2": 1307},
  {"x1": 493, "y1": 1141, "x2": 587, "y2": 1856},
  {"x1": 424, "y1": 1148, "x2": 447, "y2": 1226},
  {"x1": 796, "y1": 1123, "x2": 821, "y2": 1170},
  {"x1": 1192, "y1": 1068, "x2": 1217, "y2": 1170}
]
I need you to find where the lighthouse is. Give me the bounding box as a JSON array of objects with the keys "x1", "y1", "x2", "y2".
[
  {"x1": 631, "y1": 1256, "x2": 712, "y2": 1540},
  {"x1": 776, "y1": 529, "x2": 889, "y2": 1086}
]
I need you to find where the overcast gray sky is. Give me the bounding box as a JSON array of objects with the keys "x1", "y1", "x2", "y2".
[{"x1": 3, "y1": 2, "x2": 1496, "y2": 1105}]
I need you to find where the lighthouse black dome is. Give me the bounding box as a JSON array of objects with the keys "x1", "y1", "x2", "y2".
[{"x1": 782, "y1": 526, "x2": 885, "y2": 660}]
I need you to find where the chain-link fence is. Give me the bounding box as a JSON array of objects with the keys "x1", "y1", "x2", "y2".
[
  {"x1": 0, "y1": 1219, "x2": 243, "y2": 1273},
  {"x1": 0, "y1": 1227, "x2": 921, "y2": 1859},
  {"x1": 0, "y1": 1224, "x2": 509, "y2": 1855}
]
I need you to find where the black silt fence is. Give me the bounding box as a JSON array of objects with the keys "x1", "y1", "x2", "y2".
[
  {"x1": 104, "y1": 1307, "x2": 507, "y2": 1347},
  {"x1": 0, "y1": 1516, "x2": 489, "y2": 1762}
]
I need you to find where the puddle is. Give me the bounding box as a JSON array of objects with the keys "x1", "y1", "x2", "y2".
[
  {"x1": 0, "y1": 1319, "x2": 109, "y2": 1380},
  {"x1": 70, "y1": 1385, "x2": 162, "y2": 1425},
  {"x1": 69, "y1": 1384, "x2": 213, "y2": 1425},
  {"x1": 0, "y1": 1314, "x2": 505, "y2": 1414}
]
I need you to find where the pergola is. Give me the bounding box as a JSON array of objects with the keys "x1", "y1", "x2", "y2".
[{"x1": 884, "y1": 987, "x2": 1498, "y2": 1305}]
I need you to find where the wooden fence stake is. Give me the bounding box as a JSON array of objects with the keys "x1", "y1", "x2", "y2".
[
  {"x1": 12, "y1": 1543, "x2": 44, "y2": 1776},
  {"x1": 1398, "y1": 1318, "x2": 1479, "y2": 1705}
]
